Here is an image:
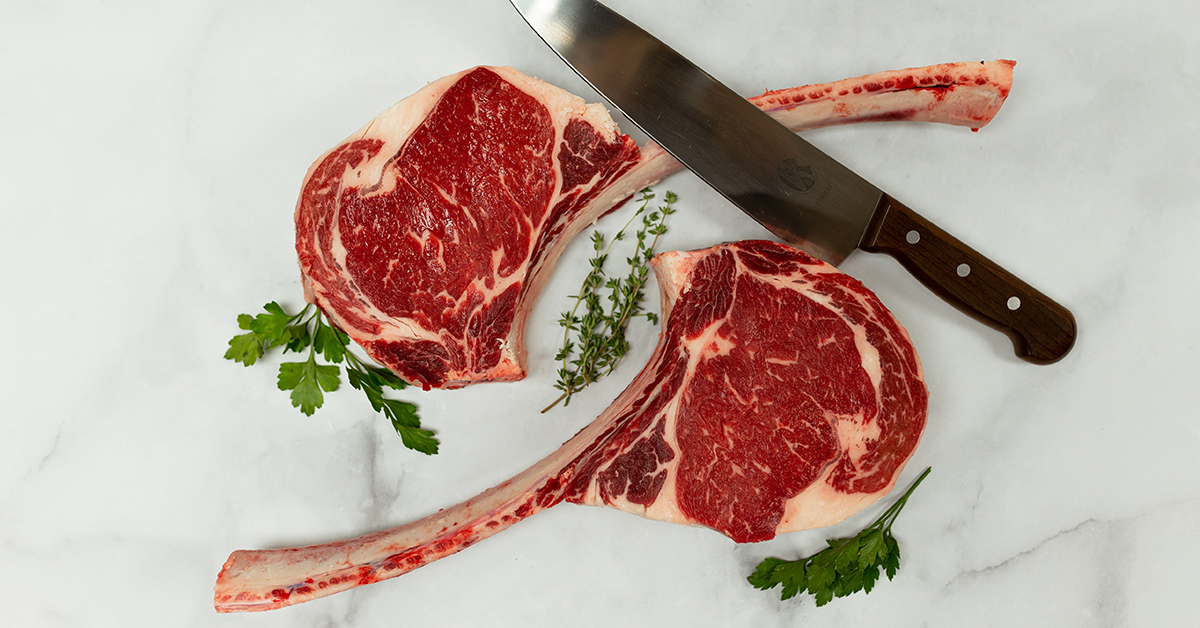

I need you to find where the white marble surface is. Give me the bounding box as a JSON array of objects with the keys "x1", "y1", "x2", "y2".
[{"x1": 2, "y1": 0, "x2": 1198, "y2": 625}]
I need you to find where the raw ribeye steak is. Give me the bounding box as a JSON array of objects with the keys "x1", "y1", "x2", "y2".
[
  {"x1": 216, "y1": 239, "x2": 929, "y2": 612},
  {"x1": 296, "y1": 61, "x2": 1013, "y2": 389}
]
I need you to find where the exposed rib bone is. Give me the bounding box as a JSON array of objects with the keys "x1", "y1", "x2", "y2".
[
  {"x1": 217, "y1": 235, "x2": 932, "y2": 611},
  {"x1": 296, "y1": 60, "x2": 1013, "y2": 389}
]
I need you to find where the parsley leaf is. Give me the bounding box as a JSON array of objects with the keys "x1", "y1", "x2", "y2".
[
  {"x1": 247, "y1": 301, "x2": 298, "y2": 346},
  {"x1": 225, "y1": 329, "x2": 265, "y2": 366},
  {"x1": 749, "y1": 558, "x2": 807, "y2": 601},
  {"x1": 545, "y1": 189, "x2": 677, "y2": 412},
  {"x1": 748, "y1": 467, "x2": 931, "y2": 606},
  {"x1": 224, "y1": 301, "x2": 313, "y2": 365},
  {"x1": 225, "y1": 302, "x2": 438, "y2": 454},
  {"x1": 382, "y1": 397, "x2": 437, "y2": 455},
  {"x1": 277, "y1": 354, "x2": 340, "y2": 415}
]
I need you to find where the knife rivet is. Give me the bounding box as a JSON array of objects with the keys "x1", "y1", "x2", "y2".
[
  {"x1": 905, "y1": 230, "x2": 920, "y2": 244},
  {"x1": 1007, "y1": 296, "x2": 1021, "y2": 310},
  {"x1": 957, "y1": 263, "x2": 970, "y2": 277}
]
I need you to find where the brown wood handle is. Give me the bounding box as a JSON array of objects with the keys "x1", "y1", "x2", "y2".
[{"x1": 860, "y1": 194, "x2": 1076, "y2": 364}]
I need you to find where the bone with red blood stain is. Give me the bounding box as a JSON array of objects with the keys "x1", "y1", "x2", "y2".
[
  {"x1": 295, "y1": 60, "x2": 1013, "y2": 390},
  {"x1": 216, "y1": 237, "x2": 929, "y2": 612}
]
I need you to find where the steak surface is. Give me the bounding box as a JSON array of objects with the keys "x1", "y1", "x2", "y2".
[
  {"x1": 216, "y1": 240, "x2": 929, "y2": 612},
  {"x1": 296, "y1": 61, "x2": 1013, "y2": 389}
]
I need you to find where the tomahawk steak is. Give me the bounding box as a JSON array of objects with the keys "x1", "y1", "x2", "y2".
[
  {"x1": 296, "y1": 61, "x2": 1013, "y2": 389},
  {"x1": 216, "y1": 239, "x2": 929, "y2": 612}
]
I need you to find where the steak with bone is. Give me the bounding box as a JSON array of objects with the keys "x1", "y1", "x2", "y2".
[
  {"x1": 296, "y1": 61, "x2": 1013, "y2": 389},
  {"x1": 216, "y1": 239, "x2": 929, "y2": 612}
]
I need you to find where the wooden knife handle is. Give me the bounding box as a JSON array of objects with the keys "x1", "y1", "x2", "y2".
[{"x1": 859, "y1": 194, "x2": 1077, "y2": 364}]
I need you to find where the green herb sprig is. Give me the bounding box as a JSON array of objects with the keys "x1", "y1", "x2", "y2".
[
  {"x1": 225, "y1": 302, "x2": 438, "y2": 455},
  {"x1": 545, "y1": 189, "x2": 676, "y2": 412},
  {"x1": 748, "y1": 467, "x2": 931, "y2": 606}
]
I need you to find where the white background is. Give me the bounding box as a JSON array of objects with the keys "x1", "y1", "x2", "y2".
[{"x1": 2, "y1": 0, "x2": 1198, "y2": 626}]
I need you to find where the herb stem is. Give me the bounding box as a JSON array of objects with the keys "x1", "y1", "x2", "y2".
[
  {"x1": 541, "y1": 391, "x2": 568, "y2": 414},
  {"x1": 545, "y1": 189, "x2": 676, "y2": 412},
  {"x1": 881, "y1": 466, "x2": 931, "y2": 532}
]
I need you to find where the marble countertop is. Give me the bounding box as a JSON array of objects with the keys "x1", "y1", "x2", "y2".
[{"x1": 3, "y1": 1, "x2": 1197, "y2": 625}]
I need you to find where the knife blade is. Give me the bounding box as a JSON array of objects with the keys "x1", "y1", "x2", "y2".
[{"x1": 510, "y1": 0, "x2": 1075, "y2": 364}]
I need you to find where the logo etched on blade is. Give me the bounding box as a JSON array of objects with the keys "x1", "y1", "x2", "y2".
[{"x1": 778, "y1": 158, "x2": 816, "y2": 192}]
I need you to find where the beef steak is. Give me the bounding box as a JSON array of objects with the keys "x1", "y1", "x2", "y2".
[
  {"x1": 295, "y1": 61, "x2": 1013, "y2": 389},
  {"x1": 216, "y1": 239, "x2": 929, "y2": 612}
]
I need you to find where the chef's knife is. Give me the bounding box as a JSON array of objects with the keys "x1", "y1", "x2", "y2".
[{"x1": 510, "y1": 0, "x2": 1076, "y2": 364}]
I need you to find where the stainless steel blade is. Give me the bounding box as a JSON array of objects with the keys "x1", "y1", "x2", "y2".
[{"x1": 510, "y1": 0, "x2": 884, "y2": 265}]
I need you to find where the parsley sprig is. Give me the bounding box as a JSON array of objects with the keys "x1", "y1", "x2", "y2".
[
  {"x1": 748, "y1": 467, "x2": 931, "y2": 606},
  {"x1": 225, "y1": 302, "x2": 438, "y2": 455},
  {"x1": 545, "y1": 189, "x2": 677, "y2": 412}
]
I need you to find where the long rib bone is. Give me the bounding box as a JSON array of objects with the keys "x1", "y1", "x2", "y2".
[{"x1": 297, "y1": 60, "x2": 1014, "y2": 389}]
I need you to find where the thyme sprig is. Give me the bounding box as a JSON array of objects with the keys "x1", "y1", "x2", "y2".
[{"x1": 544, "y1": 189, "x2": 677, "y2": 412}]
